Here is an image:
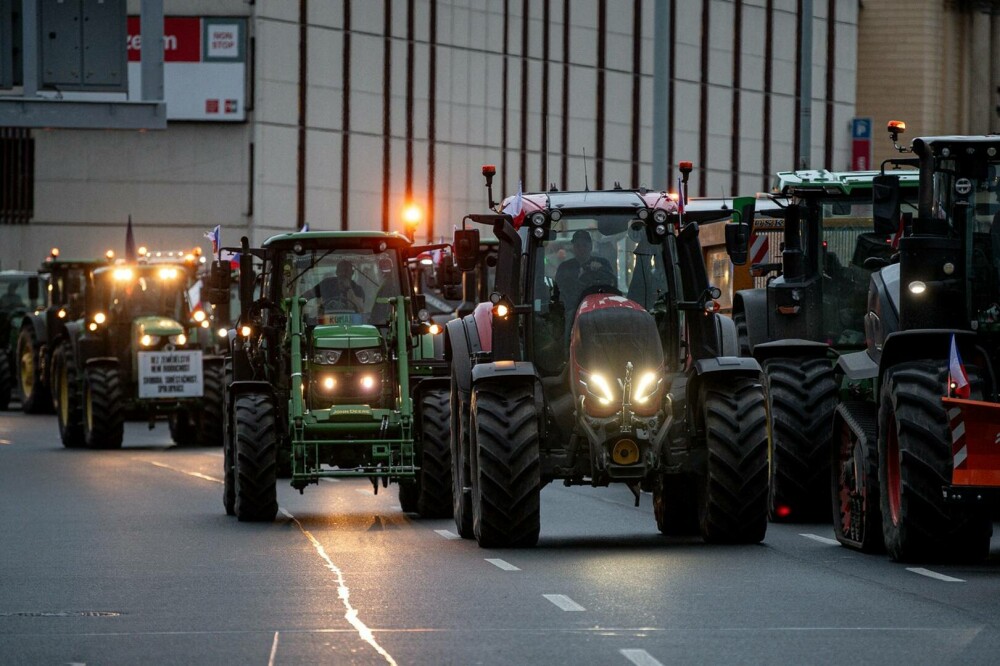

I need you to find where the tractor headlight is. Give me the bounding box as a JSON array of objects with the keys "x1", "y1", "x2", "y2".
[
  {"x1": 908, "y1": 280, "x2": 926, "y2": 295},
  {"x1": 168, "y1": 333, "x2": 187, "y2": 346},
  {"x1": 314, "y1": 350, "x2": 343, "y2": 365},
  {"x1": 319, "y1": 375, "x2": 337, "y2": 392},
  {"x1": 140, "y1": 334, "x2": 160, "y2": 347},
  {"x1": 632, "y1": 371, "x2": 662, "y2": 404},
  {"x1": 93, "y1": 312, "x2": 106, "y2": 324},
  {"x1": 583, "y1": 372, "x2": 616, "y2": 406},
  {"x1": 359, "y1": 374, "x2": 378, "y2": 391},
  {"x1": 355, "y1": 349, "x2": 383, "y2": 364},
  {"x1": 193, "y1": 310, "x2": 207, "y2": 323}
]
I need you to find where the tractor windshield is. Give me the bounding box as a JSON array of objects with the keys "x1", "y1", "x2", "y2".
[
  {"x1": 104, "y1": 266, "x2": 189, "y2": 322},
  {"x1": 0, "y1": 275, "x2": 43, "y2": 314},
  {"x1": 526, "y1": 212, "x2": 668, "y2": 375},
  {"x1": 278, "y1": 247, "x2": 402, "y2": 326}
]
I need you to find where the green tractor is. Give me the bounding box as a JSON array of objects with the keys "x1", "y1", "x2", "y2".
[
  {"x1": 15, "y1": 252, "x2": 112, "y2": 414},
  {"x1": 53, "y1": 260, "x2": 224, "y2": 449},
  {"x1": 206, "y1": 231, "x2": 452, "y2": 522},
  {"x1": 0, "y1": 271, "x2": 46, "y2": 410},
  {"x1": 732, "y1": 170, "x2": 919, "y2": 522},
  {"x1": 446, "y1": 164, "x2": 768, "y2": 547}
]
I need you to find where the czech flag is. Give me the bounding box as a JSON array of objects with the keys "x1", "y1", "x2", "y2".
[
  {"x1": 676, "y1": 175, "x2": 685, "y2": 215},
  {"x1": 508, "y1": 180, "x2": 525, "y2": 229},
  {"x1": 948, "y1": 334, "x2": 971, "y2": 399},
  {"x1": 890, "y1": 214, "x2": 904, "y2": 249},
  {"x1": 204, "y1": 225, "x2": 221, "y2": 255}
]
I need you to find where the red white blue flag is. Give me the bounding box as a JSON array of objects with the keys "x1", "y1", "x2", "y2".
[
  {"x1": 508, "y1": 180, "x2": 525, "y2": 229},
  {"x1": 204, "y1": 225, "x2": 221, "y2": 255},
  {"x1": 948, "y1": 334, "x2": 971, "y2": 399},
  {"x1": 890, "y1": 214, "x2": 904, "y2": 249}
]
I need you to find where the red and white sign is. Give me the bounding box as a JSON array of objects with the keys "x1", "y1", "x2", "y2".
[{"x1": 127, "y1": 17, "x2": 246, "y2": 122}]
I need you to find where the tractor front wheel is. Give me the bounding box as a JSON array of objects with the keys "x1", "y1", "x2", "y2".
[
  {"x1": 653, "y1": 473, "x2": 700, "y2": 536},
  {"x1": 233, "y1": 393, "x2": 278, "y2": 522},
  {"x1": 222, "y1": 359, "x2": 235, "y2": 516},
  {"x1": 82, "y1": 363, "x2": 124, "y2": 449},
  {"x1": 470, "y1": 381, "x2": 540, "y2": 548},
  {"x1": 17, "y1": 327, "x2": 50, "y2": 413},
  {"x1": 451, "y1": 366, "x2": 473, "y2": 538},
  {"x1": 415, "y1": 388, "x2": 452, "y2": 518},
  {"x1": 0, "y1": 352, "x2": 12, "y2": 410},
  {"x1": 196, "y1": 358, "x2": 225, "y2": 446},
  {"x1": 52, "y1": 342, "x2": 84, "y2": 448},
  {"x1": 699, "y1": 378, "x2": 769, "y2": 544}
]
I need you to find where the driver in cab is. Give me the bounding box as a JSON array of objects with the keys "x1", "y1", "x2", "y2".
[
  {"x1": 554, "y1": 230, "x2": 614, "y2": 315},
  {"x1": 309, "y1": 260, "x2": 365, "y2": 313}
]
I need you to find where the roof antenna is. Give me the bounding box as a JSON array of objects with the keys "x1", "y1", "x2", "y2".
[
  {"x1": 582, "y1": 147, "x2": 590, "y2": 192},
  {"x1": 720, "y1": 187, "x2": 729, "y2": 210}
]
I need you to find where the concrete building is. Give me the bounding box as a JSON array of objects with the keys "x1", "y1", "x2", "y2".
[{"x1": 1, "y1": 0, "x2": 860, "y2": 269}]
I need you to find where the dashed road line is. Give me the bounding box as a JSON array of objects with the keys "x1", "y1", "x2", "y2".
[
  {"x1": 543, "y1": 594, "x2": 585, "y2": 612},
  {"x1": 354, "y1": 488, "x2": 373, "y2": 496},
  {"x1": 434, "y1": 529, "x2": 460, "y2": 540},
  {"x1": 0, "y1": 438, "x2": 11, "y2": 445},
  {"x1": 620, "y1": 648, "x2": 664, "y2": 666},
  {"x1": 320, "y1": 477, "x2": 342, "y2": 483},
  {"x1": 907, "y1": 567, "x2": 965, "y2": 583},
  {"x1": 267, "y1": 631, "x2": 279, "y2": 666},
  {"x1": 279, "y1": 508, "x2": 398, "y2": 665},
  {"x1": 145, "y1": 460, "x2": 222, "y2": 484},
  {"x1": 800, "y1": 533, "x2": 840, "y2": 546},
  {"x1": 485, "y1": 558, "x2": 520, "y2": 571}
]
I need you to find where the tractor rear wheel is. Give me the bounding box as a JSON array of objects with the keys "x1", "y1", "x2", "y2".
[
  {"x1": 699, "y1": 378, "x2": 769, "y2": 543},
  {"x1": 0, "y1": 352, "x2": 12, "y2": 410},
  {"x1": 471, "y1": 381, "x2": 540, "y2": 548},
  {"x1": 17, "y1": 327, "x2": 50, "y2": 413},
  {"x1": 398, "y1": 481, "x2": 418, "y2": 513},
  {"x1": 879, "y1": 361, "x2": 991, "y2": 562},
  {"x1": 416, "y1": 388, "x2": 452, "y2": 518},
  {"x1": 733, "y1": 311, "x2": 750, "y2": 357},
  {"x1": 52, "y1": 342, "x2": 84, "y2": 448},
  {"x1": 83, "y1": 364, "x2": 124, "y2": 449},
  {"x1": 451, "y1": 366, "x2": 473, "y2": 538},
  {"x1": 196, "y1": 358, "x2": 225, "y2": 446},
  {"x1": 831, "y1": 404, "x2": 883, "y2": 552},
  {"x1": 764, "y1": 357, "x2": 837, "y2": 522},
  {"x1": 222, "y1": 359, "x2": 235, "y2": 516},
  {"x1": 168, "y1": 410, "x2": 197, "y2": 445},
  {"x1": 653, "y1": 473, "x2": 700, "y2": 536},
  {"x1": 234, "y1": 393, "x2": 278, "y2": 522}
]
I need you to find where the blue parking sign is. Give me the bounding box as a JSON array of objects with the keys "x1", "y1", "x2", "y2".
[{"x1": 852, "y1": 117, "x2": 872, "y2": 140}]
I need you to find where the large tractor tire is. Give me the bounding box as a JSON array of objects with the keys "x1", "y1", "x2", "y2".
[
  {"x1": 451, "y1": 366, "x2": 473, "y2": 538},
  {"x1": 878, "y1": 361, "x2": 992, "y2": 562},
  {"x1": 831, "y1": 403, "x2": 883, "y2": 553},
  {"x1": 470, "y1": 381, "x2": 540, "y2": 548},
  {"x1": 699, "y1": 378, "x2": 769, "y2": 544},
  {"x1": 51, "y1": 342, "x2": 84, "y2": 448},
  {"x1": 763, "y1": 357, "x2": 837, "y2": 522},
  {"x1": 233, "y1": 393, "x2": 278, "y2": 522},
  {"x1": 196, "y1": 358, "x2": 225, "y2": 446},
  {"x1": 415, "y1": 388, "x2": 452, "y2": 518},
  {"x1": 733, "y1": 311, "x2": 751, "y2": 357},
  {"x1": 17, "y1": 327, "x2": 51, "y2": 413},
  {"x1": 222, "y1": 359, "x2": 235, "y2": 516},
  {"x1": 653, "y1": 473, "x2": 700, "y2": 536},
  {"x1": 0, "y1": 352, "x2": 12, "y2": 411},
  {"x1": 82, "y1": 363, "x2": 124, "y2": 449}
]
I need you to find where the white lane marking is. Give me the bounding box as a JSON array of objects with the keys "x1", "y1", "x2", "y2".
[
  {"x1": 620, "y1": 649, "x2": 665, "y2": 666},
  {"x1": 485, "y1": 558, "x2": 520, "y2": 571},
  {"x1": 267, "y1": 631, "x2": 279, "y2": 666},
  {"x1": 390, "y1": 505, "x2": 402, "y2": 511},
  {"x1": 434, "y1": 529, "x2": 459, "y2": 540},
  {"x1": 355, "y1": 488, "x2": 372, "y2": 496},
  {"x1": 202, "y1": 451, "x2": 224, "y2": 458},
  {"x1": 320, "y1": 477, "x2": 341, "y2": 483},
  {"x1": 0, "y1": 438, "x2": 12, "y2": 445},
  {"x1": 147, "y1": 461, "x2": 223, "y2": 485},
  {"x1": 279, "y1": 508, "x2": 398, "y2": 666},
  {"x1": 543, "y1": 594, "x2": 586, "y2": 612},
  {"x1": 907, "y1": 567, "x2": 965, "y2": 583},
  {"x1": 800, "y1": 533, "x2": 840, "y2": 546}
]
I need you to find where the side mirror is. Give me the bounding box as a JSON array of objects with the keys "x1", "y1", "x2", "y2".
[
  {"x1": 725, "y1": 222, "x2": 750, "y2": 265},
  {"x1": 873, "y1": 174, "x2": 901, "y2": 235},
  {"x1": 27, "y1": 276, "x2": 39, "y2": 302},
  {"x1": 454, "y1": 229, "x2": 480, "y2": 272},
  {"x1": 204, "y1": 261, "x2": 231, "y2": 305}
]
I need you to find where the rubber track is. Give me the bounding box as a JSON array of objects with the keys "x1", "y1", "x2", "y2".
[
  {"x1": 0, "y1": 351, "x2": 11, "y2": 410},
  {"x1": 879, "y1": 361, "x2": 991, "y2": 562},
  {"x1": 701, "y1": 378, "x2": 769, "y2": 543},
  {"x1": 196, "y1": 358, "x2": 225, "y2": 446},
  {"x1": 84, "y1": 365, "x2": 124, "y2": 449},
  {"x1": 765, "y1": 357, "x2": 838, "y2": 521},
  {"x1": 472, "y1": 382, "x2": 540, "y2": 548},
  {"x1": 53, "y1": 342, "x2": 84, "y2": 448},
  {"x1": 234, "y1": 393, "x2": 278, "y2": 522},
  {"x1": 417, "y1": 388, "x2": 453, "y2": 518},
  {"x1": 832, "y1": 401, "x2": 883, "y2": 552}
]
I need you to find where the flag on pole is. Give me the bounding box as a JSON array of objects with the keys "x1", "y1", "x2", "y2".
[
  {"x1": 220, "y1": 250, "x2": 241, "y2": 269},
  {"x1": 948, "y1": 334, "x2": 971, "y2": 399},
  {"x1": 125, "y1": 215, "x2": 137, "y2": 262},
  {"x1": 676, "y1": 176, "x2": 685, "y2": 215},
  {"x1": 301, "y1": 222, "x2": 310, "y2": 232},
  {"x1": 509, "y1": 180, "x2": 525, "y2": 229},
  {"x1": 204, "y1": 225, "x2": 221, "y2": 255},
  {"x1": 890, "y1": 214, "x2": 905, "y2": 249}
]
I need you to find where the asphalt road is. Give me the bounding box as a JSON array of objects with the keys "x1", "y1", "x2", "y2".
[{"x1": 5, "y1": 409, "x2": 1000, "y2": 665}]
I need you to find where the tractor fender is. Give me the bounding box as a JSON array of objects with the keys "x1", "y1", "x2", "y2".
[
  {"x1": 84, "y1": 357, "x2": 120, "y2": 369},
  {"x1": 227, "y1": 380, "x2": 275, "y2": 411},
  {"x1": 470, "y1": 360, "x2": 537, "y2": 386},
  {"x1": 752, "y1": 339, "x2": 830, "y2": 364},
  {"x1": 445, "y1": 314, "x2": 484, "y2": 398},
  {"x1": 836, "y1": 350, "x2": 878, "y2": 382},
  {"x1": 20, "y1": 313, "x2": 47, "y2": 346},
  {"x1": 411, "y1": 376, "x2": 450, "y2": 403},
  {"x1": 878, "y1": 329, "x2": 986, "y2": 394},
  {"x1": 716, "y1": 315, "x2": 739, "y2": 357},
  {"x1": 733, "y1": 288, "x2": 768, "y2": 353},
  {"x1": 691, "y1": 357, "x2": 762, "y2": 379}
]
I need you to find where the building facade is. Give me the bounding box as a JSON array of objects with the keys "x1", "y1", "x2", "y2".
[{"x1": 1, "y1": 0, "x2": 859, "y2": 268}]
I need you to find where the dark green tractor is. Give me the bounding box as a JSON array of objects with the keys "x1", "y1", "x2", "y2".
[
  {"x1": 0, "y1": 271, "x2": 46, "y2": 410},
  {"x1": 207, "y1": 231, "x2": 451, "y2": 522}
]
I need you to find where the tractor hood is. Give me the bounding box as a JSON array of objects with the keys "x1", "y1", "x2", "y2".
[
  {"x1": 312, "y1": 324, "x2": 383, "y2": 350},
  {"x1": 134, "y1": 315, "x2": 184, "y2": 337}
]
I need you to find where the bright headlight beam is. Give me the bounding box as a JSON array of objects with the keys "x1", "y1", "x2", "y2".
[
  {"x1": 633, "y1": 371, "x2": 659, "y2": 404},
  {"x1": 589, "y1": 373, "x2": 615, "y2": 405}
]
